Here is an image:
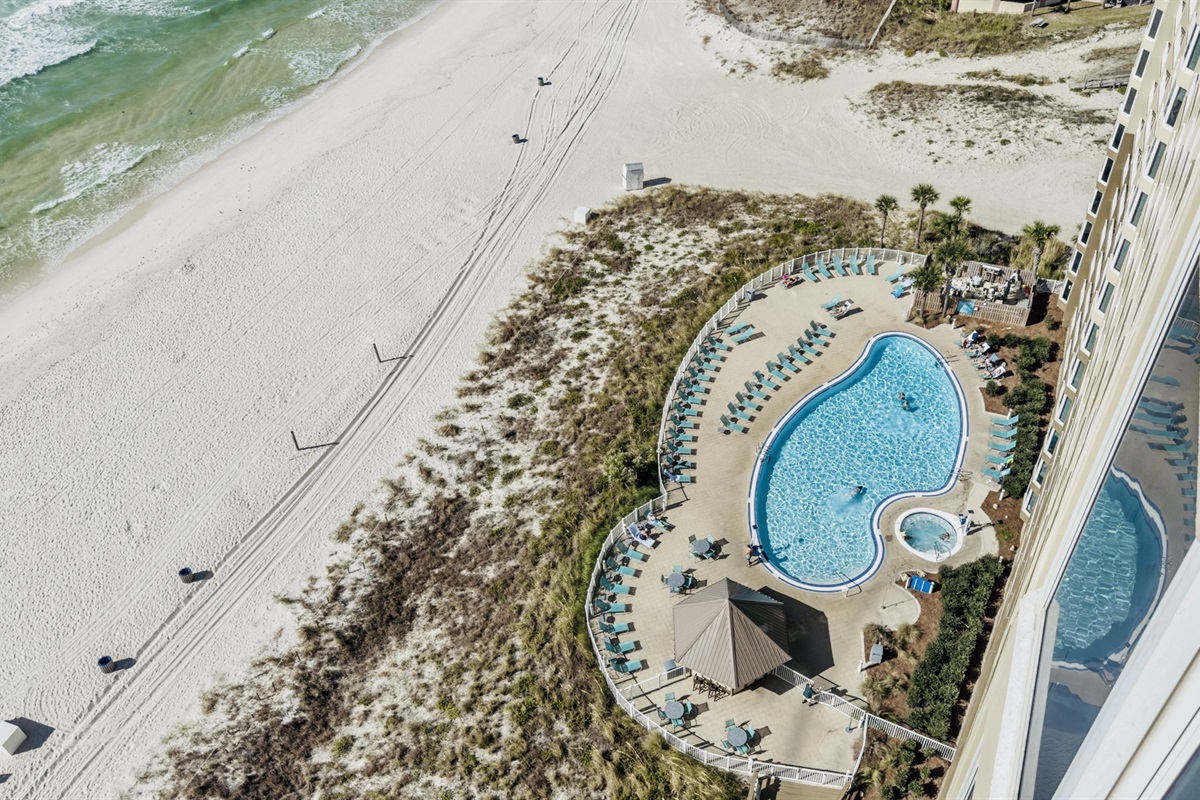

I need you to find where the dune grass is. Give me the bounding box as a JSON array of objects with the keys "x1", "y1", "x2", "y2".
[{"x1": 140, "y1": 186, "x2": 878, "y2": 798}]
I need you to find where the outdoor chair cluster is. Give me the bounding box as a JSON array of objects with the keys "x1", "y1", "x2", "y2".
[
  {"x1": 661, "y1": 568, "x2": 696, "y2": 594},
  {"x1": 692, "y1": 672, "x2": 726, "y2": 700},
  {"x1": 983, "y1": 413, "x2": 1019, "y2": 481},
  {"x1": 687, "y1": 534, "x2": 719, "y2": 561},
  {"x1": 1135, "y1": 395, "x2": 1195, "y2": 529},
  {"x1": 788, "y1": 252, "x2": 878, "y2": 284},
  {"x1": 961, "y1": 334, "x2": 1008, "y2": 381},
  {"x1": 725, "y1": 322, "x2": 832, "y2": 436},
  {"x1": 721, "y1": 718, "x2": 758, "y2": 755},
  {"x1": 656, "y1": 691, "x2": 696, "y2": 730}
]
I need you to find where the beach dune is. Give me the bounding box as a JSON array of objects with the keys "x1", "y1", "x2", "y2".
[{"x1": 0, "y1": 0, "x2": 1105, "y2": 796}]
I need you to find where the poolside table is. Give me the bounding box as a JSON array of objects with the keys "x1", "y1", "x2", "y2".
[
  {"x1": 667, "y1": 572, "x2": 686, "y2": 589},
  {"x1": 664, "y1": 701, "x2": 685, "y2": 721},
  {"x1": 691, "y1": 540, "x2": 712, "y2": 557},
  {"x1": 727, "y1": 726, "x2": 749, "y2": 747}
]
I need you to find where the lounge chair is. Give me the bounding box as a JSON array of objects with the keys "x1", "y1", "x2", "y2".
[
  {"x1": 816, "y1": 257, "x2": 833, "y2": 279},
  {"x1": 600, "y1": 576, "x2": 631, "y2": 595},
  {"x1": 599, "y1": 621, "x2": 631, "y2": 635},
  {"x1": 849, "y1": 254, "x2": 861, "y2": 275},
  {"x1": 801, "y1": 262, "x2": 820, "y2": 282},
  {"x1": 668, "y1": 430, "x2": 696, "y2": 444},
  {"x1": 726, "y1": 321, "x2": 750, "y2": 336},
  {"x1": 743, "y1": 381, "x2": 770, "y2": 401},
  {"x1": 605, "y1": 637, "x2": 637, "y2": 654},
  {"x1": 832, "y1": 255, "x2": 847, "y2": 276},
  {"x1": 886, "y1": 266, "x2": 907, "y2": 283},
  {"x1": 705, "y1": 335, "x2": 732, "y2": 352},
  {"x1": 767, "y1": 361, "x2": 789, "y2": 382},
  {"x1": 989, "y1": 439, "x2": 1017, "y2": 453},
  {"x1": 615, "y1": 541, "x2": 647, "y2": 562},
  {"x1": 892, "y1": 278, "x2": 914, "y2": 298},
  {"x1": 681, "y1": 379, "x2": 710, "y2": 395},
  {"x1": 605, "y1": 557, "x2": 637, "y2": 577},
  {"x1": 820, "y1": 295, "x2": 842, "y2": 311},
  {"x1": 787, "y1": 344, "x2": 812, "y2": 364},
  {"x1": 735, "y1": 392, "x2": 763, "y2": 411},
  {"x1": 594, "y1": 598, "x2": 629, "y2": 615},
  {"x1": 1134, "y1": 412, "x2": 1184, "y2": 425},
  {"x1": 609, "y1": 658, "x2": 644, "y2": 674},
  {"x1": 720, "y1": 414, "x2": 748, "y2": 434},
  {"x1": 797, "y1": 338, "x2": 820, "y2": 357},
  {"x1": 985, "y1": 453, "x2": 1015, "y2": 466},
  {"x1": 732, "y1": 326, "x2": 757, "y2": 345},
  {"x1": 1150, "y1": 442, "x2": 1192, "y2": 452},
  {"x1": 1132, "y1": 424, "x2": 1186, "y2": 439},
  {"x1": 810, "y1": 318, "x2": 829, "y2": 331},
  {"x1": 807, "y1": 327, "x2": 832, "y2": 344},
  {"x1": 989, "y1": 426, "x2": 1017, "y2": 440},
  {"x1": 673, "y1": 403, "x2": 701, "y2": 418},
  {"x1": 830, "y1": 301, "x2": 855, "y2": 320},
  {"x1": 754, "y1": 370, "x2": 781, "y2": 391},
  {"x1": 776, "y1": 355, "x2": 800, "y2": 374},
  {"x1": 686, "y1": 367, "x2": 714, "y2": 383},
  {"x1": 982, "y1": 466, "x2": 1012, "y2": 481},
  {"x1": 727, "y1": 402, "x2": 753, "y2": 421},
  {"x1": 866, "y1": 253, "x2": 877, "y2": 275},
  {"x1": 672, "y1": 418, "x2": 697, "y2": 429},
  {"x1": 990, "y1": 412, "x2": 1018, "y2": 426}
]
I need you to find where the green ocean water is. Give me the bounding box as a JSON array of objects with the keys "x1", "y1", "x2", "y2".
[{"x1": 0, "y1": 0, "x2": 434, "y2": 290}]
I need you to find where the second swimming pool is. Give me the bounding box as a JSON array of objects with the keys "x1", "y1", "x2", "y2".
[{"x1": 749, "y1": 332, "x2": 967, "y2": 591}]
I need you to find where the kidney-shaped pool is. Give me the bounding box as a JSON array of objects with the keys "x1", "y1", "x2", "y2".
[{"x1": 748, "y1": 332, "x2": 968, "y2": 592}]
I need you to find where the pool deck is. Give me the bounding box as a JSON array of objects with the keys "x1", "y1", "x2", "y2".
[{"x1": 602, "y1": 265, "x2": 1000, "y2": 777}]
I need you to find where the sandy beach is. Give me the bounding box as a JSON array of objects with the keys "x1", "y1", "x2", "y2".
[{"x1": 0, "y1": 0, "x2": 1127, "y2": 795}]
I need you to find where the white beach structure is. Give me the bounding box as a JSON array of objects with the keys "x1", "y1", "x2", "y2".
[
  {"x1": 1, "y1": 721, "x2": 26, "y2": 756},
  {"x1": 622, "y1": 162, "x2": 644, "y2": 191},
  {"x1": 573, "y1": 206, "x2": 591, "y2": 224}
]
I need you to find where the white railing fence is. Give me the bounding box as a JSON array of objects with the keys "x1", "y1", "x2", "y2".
[{"x1": 590, "y1": 247, "x2": 953, "y2": 787}]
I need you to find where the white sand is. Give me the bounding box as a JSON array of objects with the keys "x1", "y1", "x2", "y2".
[{"x1": 0, "y1": 0, "x2": 1119, "y2": 795}]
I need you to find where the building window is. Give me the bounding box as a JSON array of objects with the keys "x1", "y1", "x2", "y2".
[
  {"x1": 1081, "y1": 222, "x2": 1093, "y2": 245},
  {"x1": 1168, "y1": 87, "x2": 1187, "y2": 126},
  {"x1": 1189, "y1": 31, "x2": 1200, "y2": 71},
  {"x1": 1149, "y1": 141, "x2": 1167, "y2": 178},
  {"x1": 1046, "y1": 429, "x2": 1060, "y2": 456},
  {"x1": 1136, "y1": 48, "x2": 1151, "y2": 77},
  {"x1": 1070, "y1": 251, "x2": 1082, "y2": 275},
  {"x1": 1131, "y1": 191, "x2": 1148, "y2": 226},
  {"x1": 1123, "y1": 87, "x2": 1138, "y2": 115},
  {"x1": 1101, "y1": 159, "x2": 1114, "y2": 183},
  {"x1": 1112, "y1": 123, "x2": 1126, "y2": 149},
  {"x1": 1022, "y1": 269, "x2": 1198, "y2": 799},
  {"x1": 1148, "y1": 7, "x2": 1163, "y2": 39},
  {"x1": 1023, "y1": 489, "x2": 1038, "y2": 515},
  {"x1": 1056, "y1": 395, "x2": 1073, "y2": 424},
  {"x1": 1084, "y1": 322, "x2": 1099, "y2": 353},
  {"x1": 1062, "y1": 280, "x2": 1073, "y2": 302},
  {"x1": 1090, "y1": 190, "x2": 1103, "y2": 214},
  {"x1": 1070, "y1": 360, "x2": 1086, "y2": 390},
  {"x1": 1099, "y1": 283, "x2": 1115, "y2": 313},
  {"x1": 1034, "y1": 460, "x2": 1048, "y2": 486},
  {"x1": 1113, "y1": 240, "x2": 1130, "y2": 272}
]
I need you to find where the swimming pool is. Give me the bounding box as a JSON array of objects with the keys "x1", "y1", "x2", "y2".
[
  {"x1": 749, "y1": 332, "x2": 967, "y2": 591},
  {"x1": 897, "y1": 509, "x2": 963, "y2": 562}
]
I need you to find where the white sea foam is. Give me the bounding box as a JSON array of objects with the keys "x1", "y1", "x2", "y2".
[
  {"x1": 0, "y1": 0, "x2": 97, "y2": 87},
  {"x1": 259, "y1": 26, "x2": 274, "y2": 40},
  {"x1": 29, "y1": 142, "x2": 159, "y2": 214},
  {"x1": 288, "y1": 44, "x2": 360, "y2": 88},
  {"x1": 231, "y1": 43, "x2": 249, "y2": 59},
  {"x1": 305, "y1": 7, "x2": 325, "y2": 18}
]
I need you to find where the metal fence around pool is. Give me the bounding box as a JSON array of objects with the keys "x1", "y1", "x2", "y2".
[{"x1": 586, "y1": 248, "x2": 960, "y2": 788}]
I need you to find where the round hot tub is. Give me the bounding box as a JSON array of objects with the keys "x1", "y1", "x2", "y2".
[{"x1": 896, "y1": 509, "x2": 963, "y2": 562}]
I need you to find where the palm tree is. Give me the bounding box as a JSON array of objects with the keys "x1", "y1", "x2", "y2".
[
  {"x1": 911, "y1": 184, "x2": 940, "y2": 247},
  {"x1": 909, "y1": 261, "x2": 946, "y2": 294},
  {"x1": 1021, "y1": 220, "x2": 1061, "y2": 276},
  {"x1": 949, "y1": 195, "x2": 972, "y2": 232},
  {"x1": 875, "y1": 194, "x2": 899, "y2": 247},
  {"x1": 935, "y1": 238, "x2": 972, "y2": 275}
]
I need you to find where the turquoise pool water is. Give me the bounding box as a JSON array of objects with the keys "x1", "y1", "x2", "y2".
[
  {"x1": 900, "y1": 511, "x2": 958, "y2": 559},
  {"x1": 1051, "y1": 471, "x2": 1165, "y2": 663},
  {"x1": 750, "y1": 333, "x2": 965, "y2": 591}
]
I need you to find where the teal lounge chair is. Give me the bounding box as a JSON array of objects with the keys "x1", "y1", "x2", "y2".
[
  {"x1": 673, "y1": 403, "x2": 701, "y2": 418},
  {"x1": 990, "y1": 414, "x2": 1019, "y2": 427},
  {"x1": 1151, "y1": 442, "x2": 1192, "y2": 452},
  {"x1": 735, "y1": 392, "x2": 763, "y2": 411},
  {"x1": 816, "y1": 257, "x2": 833, "y2": 279},
  {"x1": 807, "y1": 327, "x2": 832, "y2": 344},
  {"x1": 989, "y1": 426, "x2": 1017, "y2": 440},
  {"x1": 820, "y1": 295, "x2": 842, "y2": 311},
  {"x1": 609, "y1": 658, "x2": 644, "y2": 674},
  {"x1": 705, "y1": 335, "x2": 732, "y2": 352},
  {"x1": 985, "y1": 453, "x2": 1015, "y2": 466},
  {"x1": 982, "y1": 466, "x2": 1012, "y2": 481},
  {"x1": 604, "y1": 638, "x2": 637, "y2": 655},
  {"x1": 599, "y1": 621, "x2": 630, "y2": 635},
  {"x1": 1131, "y1": 424, "x2": 1185, "y2": 439},
  {"x1": 866, "y1": 253, "x2": 877, "y2": 275},
  {"x1": 743, "y1": 381, "x2": 770, "y2": 401},
  {"x1": 668, "y1": 430, "x2": 696, "y2": 444},
  {"x1": 797, "y1": 338, "x2": 821, "y2": 357},
  {"x1": 686, "y1": 367, "x2": 714, "y2": 383},
  {"x1": 600, "y1": 576, "x2": 631, "y2": 595},
  {"x1": 727, "y1": 402, "x2": 753, "y2": 421},
  {"x1": 802, "y1": 262, "x2": 820, "y2": 282},
  {"x1": 672, "y1": 418, "x2": 697, "y2": 429},
  {"x1": 767, "y1": 362, "x2": 789, "y2": 382},
  {"x1": 595, "y1": 598, "x2": 629, "y2": 614},
  {"x1": 777, "y1": 355, "x2": 800, "y2": 374},
  {"x1": 787, "y1": 344, "x2": 812, "y2": 365},
  {"x1": 810, "y1": 318, "x2": 829, "y2": 331},
  {"x1": 754, "y1": 370, "x2": 781, "y2": 391},
  {"x1": 732, "y1": 326, "x2": 757, "y2": 344},
  {"x1": 726, "y1": 321, "x2": 749, "y2": 336},
  {"x1": 833, "y1": 255, "x2": 847, "y2": 276},
  {"x1": 989, "y1": 439, "x2": 1017, "y2": 453},
  {"x1": 615, "y1": 542, "x2": 646, "y2": 562},
  {"x1": 1134, "y1": 412, "x2": 1183, "y2": 425},
  {"x1": 674, "y1": 474, "x2": 695, "y2": 483},
  {"x1": 682, "y1": 379, "x2": 710, "y2": 394},
  {"x1": 886, "y1": 266, "x2": 907, "y2": 283},
  {"x1": 849, "y1": 254, "x2": 861, "y2": 275},
  {"x1": 605, "y1": 557, "x2": 636, "y2": 577},
  {"x1": 720, "y1": 414, "x2": 748, "y2": 434}
]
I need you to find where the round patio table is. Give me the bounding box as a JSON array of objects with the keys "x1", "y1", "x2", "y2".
[
  {"x1": 664, "y1": 701, "x2": 685, "y2": 720},
  {"x1": 691, "y1": 539, "x2": 711, "y2": 556},
  {"x1": 727, "y1": 726, "x2": 748, "y2": 747},
  {"x1": 667, "y1": 572, "x2": 686, "y2": 589}
]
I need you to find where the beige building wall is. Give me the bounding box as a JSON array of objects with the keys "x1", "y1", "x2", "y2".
[{"x1": 944, "y1": 2, "x2": 1200, "y2": 796}]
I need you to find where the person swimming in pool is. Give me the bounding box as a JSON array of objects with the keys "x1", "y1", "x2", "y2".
[{"x1": 854, "y1": 485, "x2": 865, "y2": 496}]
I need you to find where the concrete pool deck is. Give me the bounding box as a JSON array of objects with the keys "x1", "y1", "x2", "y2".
[{"x1": 601, "y1": 265, "x2": 1000, "y2": 776}]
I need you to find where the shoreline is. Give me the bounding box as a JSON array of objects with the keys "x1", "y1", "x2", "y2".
[{"x1": 0, "y1": 1, "x2": 1130, "y2": 795}]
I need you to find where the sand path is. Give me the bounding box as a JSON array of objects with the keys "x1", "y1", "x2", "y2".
[{"x1": 0, "y1": 0, "x2": 1108, "y2": 796}]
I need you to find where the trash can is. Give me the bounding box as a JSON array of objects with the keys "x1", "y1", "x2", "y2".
[
  {"x1": 98, "y1": 656, "x2": 116, "y2": 674},
  {"x1": 537, "y1": 76, "x2": 546, "y2": 86},
  {"x1": 512, "y1": 133, "x2": 521, "y2": 144},
  {"x1": 178, "y1": 567, "x2": 194, "y2": 584}
]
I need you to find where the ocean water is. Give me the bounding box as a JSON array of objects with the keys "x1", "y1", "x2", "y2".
[{"x1": 0, "y1": 0, "x2": 434, "y2": 289}]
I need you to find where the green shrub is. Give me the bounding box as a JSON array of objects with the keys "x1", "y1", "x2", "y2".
[
  {"x1": 907, "y1": 556, "x2": 1004, "y2": 740},
  {"x1": 984, "y1": 380, "x2": 1003, "y2": 397},
  {"x1": 882, "y1": 784, "x2": 901, "y2": 800}
]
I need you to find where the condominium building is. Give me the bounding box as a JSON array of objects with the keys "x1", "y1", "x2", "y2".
[{"x1": 943, "y1": 2, "x2": 1200, "y2": 796}]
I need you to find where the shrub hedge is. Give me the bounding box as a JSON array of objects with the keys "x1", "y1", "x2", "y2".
[
  {"x1": 982, "y1": 333, "x2": 1055, "y2": 497},
  {"x1": 906, "y1": 555, "x2": 1004, "y2": 740}
]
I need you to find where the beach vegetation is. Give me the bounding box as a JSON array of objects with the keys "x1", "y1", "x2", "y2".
[{"x1": 770, "y1": 51, "x2": 830, "y2": 82}]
